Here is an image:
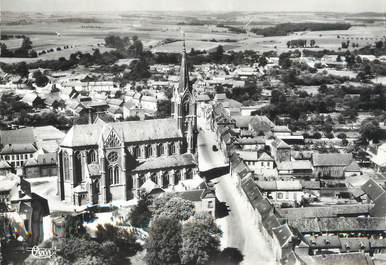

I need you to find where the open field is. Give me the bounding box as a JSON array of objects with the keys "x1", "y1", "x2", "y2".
[{"x1": 1, "y1": 11, "x2": 385, "y2": 60}]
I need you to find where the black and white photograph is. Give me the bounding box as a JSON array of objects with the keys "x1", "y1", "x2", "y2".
[{"x1": 0, "y1": 0, "x2": 386, "y2": 264}]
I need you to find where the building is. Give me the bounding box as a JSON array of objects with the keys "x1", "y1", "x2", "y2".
[
  {"x1": 0, "y1": 173, "x2": 49, "y2": 243},
  {"x1": 57, "y1": 42, "x2": 199, "y2": 206},
  {"x1": 24, "y1": 153, "x2": 57, "y2": 178},
  {"x1": 313, "y1": 153, "x2": 354, "y2": 178}
]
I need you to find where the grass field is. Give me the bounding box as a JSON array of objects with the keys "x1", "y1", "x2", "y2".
[{"x1": 1, "y1": 11, "x2": 385, "y2": 59}]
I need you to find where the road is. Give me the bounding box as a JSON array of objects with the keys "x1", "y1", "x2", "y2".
[{"x1": 197, "y1": 116, "x2": 277, "y2": 265}]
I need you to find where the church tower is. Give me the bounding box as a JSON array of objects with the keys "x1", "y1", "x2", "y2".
[{"x1": 171, "y1": 40, "x2": 197, "y2": 154}]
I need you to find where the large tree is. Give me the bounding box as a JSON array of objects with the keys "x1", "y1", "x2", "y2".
[
  {"x1": 180, "y1": 221, "x2": 221, "y2": 265},
  {"x1": 145, "y1": 217, "x2": 182, "y2": 265},
  {"x1": 152, "y1": 195, "x2": 195, "y2": 221}
]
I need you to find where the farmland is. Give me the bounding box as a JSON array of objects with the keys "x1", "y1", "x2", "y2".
[{"x1": 1, "y1": 11, "x2": 385, "y2": 62}]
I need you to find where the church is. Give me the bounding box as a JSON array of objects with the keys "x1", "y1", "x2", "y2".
[{"x1": 57, "y1": 43, "x2": 198, "y2": 206}]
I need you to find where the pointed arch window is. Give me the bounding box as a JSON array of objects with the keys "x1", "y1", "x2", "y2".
[
  {"x1": 145, "y1": 145, "x2": 153, "y2": 158},
  {"x1": 109, "y1": 166, "x2": 120, "y2": 185},
  {"x1": 88, "y1": 150, "x2": 96, "y2": 163},
  {"x1": 63, "y1": 151, "x2": 70, "y2": 180},
  {"x1": 169, "y1": 143, "x2": 176, "y2": 155},
  {"x1": 159, "y1": 144, "x2": 165, "y2": 156}
]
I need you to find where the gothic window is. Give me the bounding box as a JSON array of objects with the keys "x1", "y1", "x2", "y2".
[
  {"x1": 63, "y1": 151, "x2": 70, "y2": 180},
  {"x1": 150, "y1": 172, "x2": 157, "y2": 184},
  {"x1": 88, "y1": 150, "x2": 96, "y2": 163},
  {"x1": 138, "y1": 174, "x2": 145, "y2": 187},
  {"x1": 182, "y1": 96, "x2": 190, "y2": 116},
  {"x1": 107, "y1": 151, "x2": 118, "y2": 164},
  {"x1": 169, "y1": 143, "x2": 175, "y2": 155},
  {"x1": 114, "y1": 166, "x2": 120, "y2": 184},
  {"x1": 134, "y1": 146, "x2": 141, "y2": 158},
  {"x1": 109, "y1": 167, "x2": 114, "y2": 185},
  {"x1": 159, "y1": 144, "x2": 164, "y2": 156},
  {"x1": 145, "y1": 145, "x2": 153, "y2": 158},
  {"x1": 74, "y1": 151, "x2": 82, "y2": 183},
  {"x1": 106, "y1": 131, "x2": 121, "y2": 148},
  {"x1": 162, "y1": 171, "x2": 169, "y2": 188},
  {"x1": 175, "y1": 170, "x2": 181, "y2": 185},
  {"x1": 108, "y1": 166, "x2": 120, "y2": 185},
  {"x1": 185, "y1": 168, "x2": 193, "y2": 180}
]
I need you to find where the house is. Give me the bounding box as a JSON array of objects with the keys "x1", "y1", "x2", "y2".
[
  {"x1": 367, "y1": 142, "x2": 386, "y2": 173},
  {"x1": 273, "y1": 126, "x2": 291, "y2": 137},
  {"x1": 235, "y1": 137, "x2": 266, "y2": 151},
  {"x1": 313, "y1": 153, "x2": 354, "y2": 178},
  {"x1": 24, "y1": 152, "x2": 57, "y2": 178},
  {"x1": 0, "y1": 143, "x2": 37, "y2": 169},
  {"x1": 0, "y1": 173, "x2": 49, "y2": 243},
  {"x1": 271, "y1": 138, "x2": 291, "y2": 163},
  {"x1": 257, "y1": 180, "x2": 316, "y2": 207},
  {"x1": 248, "y1": 115, "x2": 275, "y2": 136},
  {"x1": 277, "y1": 160, "x2": 313, "y2": 179},
  {"x1": 122, "y1": 102, "x2": 145, "y2": 120},
  {"x1": 0, "y1": 160, "x2": 13, "y2": 175},
  {"x1": 20, "y1": 93, "x2": 45, "y2": 108},
  {"x1": 177, "y1": 187, "x2": 216, "y2": 218}
]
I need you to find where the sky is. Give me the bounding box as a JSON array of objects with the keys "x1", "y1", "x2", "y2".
[{"x1": 1, "y1": 0, "x2": 386, "y2": 13}]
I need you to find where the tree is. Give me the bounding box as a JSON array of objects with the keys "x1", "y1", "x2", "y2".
[
  {"x1": 95, "y1": 224, "x2": 142, "y2": 259},
  {"x1": 15, "y1": 62, "x2": 29, "y2": 77},
  {"x1": 129, "y1": 196, "x2": 152, "y2": 228},
  {"x1": 156, "y1": 100, "x2": 171, "y2": 118},
  {"x1": 145, "y1": 217, "x2": 182, "y2": 265},
  {"x1": 360, "y1": 118, "x2": 382, "y2": 142},
  {"x1": 33, "y1": 70, "x2": 49, "y2": 87},
  {"x1": 21, "y1": 37, "x2": 32, "y2": 50},
  {"x1": 258, "y1": 56, "x2": 268, "y2": 68},
  {"x1": 152, "y1": 195, "x2": 195, "y2": 221},
  {"x1": 279, "y1": 52, "x2": 291, "y2": 68},
  {"x1": 180, "y1": 222, "x2": 220, "y2": 265},
  {"x1": 64, "y1": 215, "x2": 87, "y2": 238}
]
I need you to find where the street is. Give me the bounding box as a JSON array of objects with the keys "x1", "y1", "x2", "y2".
[{"x1": 197, "y1": 115, "x2": 277, "y2": 265}]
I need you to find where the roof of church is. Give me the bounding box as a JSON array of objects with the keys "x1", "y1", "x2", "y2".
[
  {"x1": 60, "y1": 118, "x2": 183, "y2": 147},
  {"x1": 132, "y1": 153, "x2": 196, "y2": 172}
]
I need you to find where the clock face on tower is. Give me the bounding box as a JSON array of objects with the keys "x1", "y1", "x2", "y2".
[{"x1": 107, "y1": 151, "x2": 118, "y2": 163}]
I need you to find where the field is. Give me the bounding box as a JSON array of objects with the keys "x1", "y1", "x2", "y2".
[{"x1": 1, "y1": 11, "x2": 385, "y2": 62}]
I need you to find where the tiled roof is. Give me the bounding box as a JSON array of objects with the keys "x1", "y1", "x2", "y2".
[
  {"x1": 0, "y1": 160, "x2": 12, "y2": 169},
  {"x1": 278, "y1": 204, "x2": 373, "y2": 219},
  {"x1": 272, "y1": 224, "x2": 293, "y2": 247},
  {"x1": 249, "y1": 115, "x2": 275, "y2": 134},
  {"x1": 61, "y1": 118, "x2": 183, "y2": 147},
  {"x1": 236, "y1": 137, "x2": 265, "y2": 145},
  {"x1": 0, "y1": 143, "x2": 37, "y2": 154},
  {"x1": 272, "y1": 138, "x2": 290, "y2": 149},
  {"x1": 232, "y1": 115, "x2": 254, "y2": 128},
  {"x1": 25, "y1": 153, "x2": 57, "y2": 167},
  {"x1": 257, "y1": 180, "x2": 302, "y2": 191},
  {"x1": 258, "y1": 152, "x2": 274, "y2": 161},
  {"x1": 288, "y1": 217, "x2": 386, "y2": 233},
  {"x1": 361, "y1": 178, "x2": 385, "y2": 201},
  {"x1": 132, "y1": 153, "x2": 196, "y2": 172},
  {"x1": 345, "y1": 160, "x2": 361, "y2": 172},
  {"x1": 313, "y1": 153, "x2": 352, "y2": 167},
  {"x1": 0, "y1": 127, "x2": 34, "y2": 145}
]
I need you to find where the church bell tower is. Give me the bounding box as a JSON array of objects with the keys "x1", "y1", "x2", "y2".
[{"x1": 171, "y1": 39, "x2": 197, "y2": 154}]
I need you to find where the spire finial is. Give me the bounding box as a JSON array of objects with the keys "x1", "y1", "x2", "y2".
[{"x1": 180, "y1": 29, "x2": 186, "y2": 52}]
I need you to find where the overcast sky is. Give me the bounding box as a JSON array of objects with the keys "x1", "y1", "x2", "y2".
[{"x1": 2, "y1": 0, "x2": 386, "y2": 13}]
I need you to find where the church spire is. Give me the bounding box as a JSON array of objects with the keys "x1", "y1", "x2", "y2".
[{"x1": 178, "y1": 33, "x2": 190, "y2": 94}]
